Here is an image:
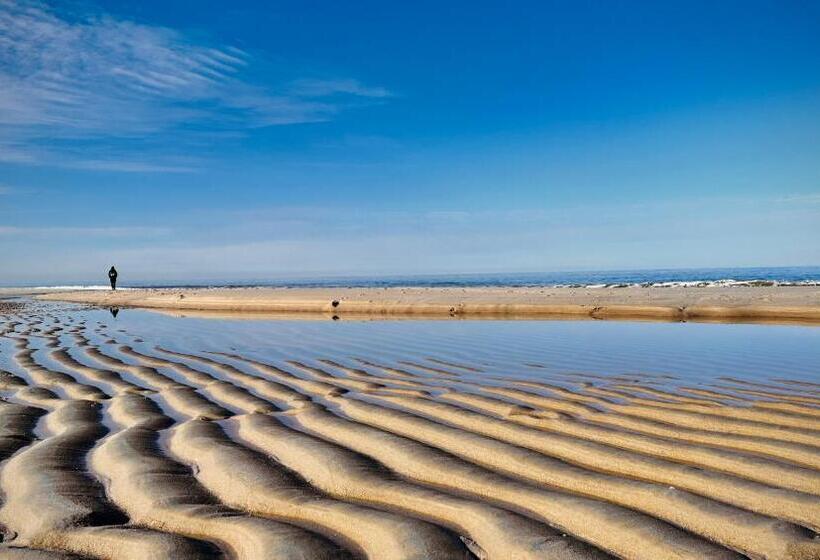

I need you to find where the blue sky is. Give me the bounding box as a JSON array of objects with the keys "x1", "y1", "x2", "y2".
[{"x1": 1, "y1": 0, "x2": 819, "y2": 284}]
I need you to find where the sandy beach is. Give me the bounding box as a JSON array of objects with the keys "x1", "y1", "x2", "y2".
[
  {"x1": 3, "y1": 0, "x2": 818, "y2": 557},
  {"x1": 0, "y1": 302, "x2": 818, "y2": 559},
  {"x1": 33, "y1": 285, "x2": 820, "y2": 323}
]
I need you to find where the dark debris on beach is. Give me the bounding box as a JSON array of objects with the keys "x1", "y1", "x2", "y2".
[{"x1": 0, "y1": 301, "x2": 27, "y2": 314}]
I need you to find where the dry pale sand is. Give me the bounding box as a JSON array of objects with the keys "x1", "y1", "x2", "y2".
[
  {"x1": 0, "y1": 305, "x2": 819, "y2": 559},
  {"x1": 35, "y1": 286, "x2": 820, "y2": 323}
]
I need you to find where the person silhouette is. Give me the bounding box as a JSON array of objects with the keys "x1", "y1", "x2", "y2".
[{"x1": 108, "y1": 266, "x2": 118, "y2": 291}]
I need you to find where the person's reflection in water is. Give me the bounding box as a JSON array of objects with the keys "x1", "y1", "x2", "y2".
[{"x1": 109, "y1": 307, "x2": 119, "y2": 318}]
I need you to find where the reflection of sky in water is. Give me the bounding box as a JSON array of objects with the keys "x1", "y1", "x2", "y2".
[
  {"x1": 0, "y1": 335, "x2": 20, "y2": 375},
  {"x1": 12, "y1": 305, "x2": 807, "y2": 386}
]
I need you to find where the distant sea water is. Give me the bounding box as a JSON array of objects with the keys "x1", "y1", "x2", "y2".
[{"x1": 28, "y1": 266, "x2": 820, "y2": 290}]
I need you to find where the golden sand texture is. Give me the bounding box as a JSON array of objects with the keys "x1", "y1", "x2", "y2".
[
  {"x1": 0, "y1": 309, "x2": 819, "y2": 559},
  {"x1": 34, "y1": 285, "x2": 820, "y2": 323}
]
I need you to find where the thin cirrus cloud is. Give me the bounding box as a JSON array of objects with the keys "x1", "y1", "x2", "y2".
[
  {"x1": 0, "y1": 225, "x2": 171, "y2": 237},
  {"x1": 67, "y1": 159, "x2": 198, "y2": 173},
  {"x1": 289, "y1": 78, "x2": 393, "y2": 99},
  {"x1": 0, "y1": 0, "x2": 390, "y2": 170}
]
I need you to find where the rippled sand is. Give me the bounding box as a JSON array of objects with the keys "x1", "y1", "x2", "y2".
[{"x1": 0, "y1": 305, "x2": 818, "y2": 559}]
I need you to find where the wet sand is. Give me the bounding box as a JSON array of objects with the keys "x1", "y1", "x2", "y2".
[
  {"x1": 0, "y1": 304, "x2": 818, "y2": 559},
  {"x1": 34, "y1": 285, "x2": 820, "y2": 323}
]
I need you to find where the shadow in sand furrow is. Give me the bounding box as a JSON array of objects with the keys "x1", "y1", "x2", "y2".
[
  {"x1": 434, "y1": 389, "x2": 558, "y2": 418},
  {"x1": 115, "y1": 346, "x2": 214, "y2": 385},
  {"x1": 13, "y1": 345, "x2": 107, "y2": 401},
  {"x1": 314, "y1": 361, "x2": 458, "y2": 400},
  {"x1": 670, "y1": 384, "x2": 820, "y2": 417},
  {"x1": 78, "y1": 343, "x2": 183, "y2": 390},
  {"x1": 468, "y1": 385, "x2": 606, "y2": 416},
  {"x1": 425, "y1": 358, "x2": 484, "y2": 373},
  {"x1": 483, "y1": 379, "x2": 820, "y2": 447},
  {"x1": 307, "y1": 360, "x2": 481, "y2": 401},
  {"x1": 373, "y1": 393, "x2": 820, "y2": 526},
  {"x1": 200, "y1": 380, "x2": 278, "y2": 414},
  {"x1": 0, "y1": 369, "x2": 28, "y2": 392},
  {"x1": 109, "y1": 346, "x2": 281, "y2": 416},
  {"x1": 751, "y1": 400, "x2": 820, "y2": 418},
  {"x1": 156, "y1": 386, "x2": 233, "y2": 420},
  {"x1": 79, "y1": 345, "x2": 233, "y2": 420},
  {"x1": 92, "y1": 426, "x2": 351, "y2": 560},
  {"x1": 318, "y1": 359, "x2": 429, "y2": 389},
  {"x1": 608, "y1": 384, "x2": 734, "y2": 405},
  {"x1": 582, "y1": 406, "x2": 820, "y2": 469},
  {"x1": 107, "y1": 393, "x2": 174, "y2": 431},
  {"x1": 584, "y1": 388, "x2": 820, "y2": 430},
  {"x1": 232, "y1": 410, "x2": 611, "y2": 560},
  {"x1": 168, "y1": 417, "x2": 472, "y2": 560},
  {"x1": 396, "y1": 361, "x2": 462, "y2": 377},
  {"x1": 0, "y1": 527, "x2": 223, "y2": 560},
  {"x1": 216, "y1": 354, "x2": 430, "y2": 401},
  {"x1": 354, "y1": 359, "x2": 424, "y2": 379},
  {"x1": 284, "y1": 398, "x2": 739, "y2": 560},
  {"x1": 156, "y1": 347, "x2": 256, "y2": 380},
  {"x1": 49, "y1": 349, "x2": 149, "y2": 396},
  {"x1": 0, "y1": 400, "x2": 46, "y2": 460},
  {"x1": 0, "y1": 399, "x2": 217, "y2": 560},
  {"x1": 508, "y1": 379, "x2": 672, "y2": 406},
  {"x1": 157, "y1": 348, "x2": 330, "y2": 409},
  {"x1": 0, "y1": 546, "x2": 86, "y2": 559},
  {"x1": 81, "y1": 340, "x2": 271, "y2": 417},
  {"x1": 679, "y1": 386, "x2": 761, "y2": 402},
  {"x1": 187, "y1": 359, "x2": 391, "y2": 410},
  {"x1": 712, "y1": 384, "x2": 820, "y2": 406},
  {"x1": 596, "y1": 401, "x2": 820, "y2": 447},
  {"x1": 351, "y1": 359, "x2": 604, "y2": 416},
  {"x1": 772, "y1": 380, "x2": 820, "y2": 394},
  {"x1": 191, "y1": 351, "x2": 342, "y2": 398},
  {"x1": 327, "y1": 394, "x2": 820, "y2": 560},
  {"x1": 439, "y1": 389, "x2": 820, "y2": 495},
  {"x1": 287, "y1": 361, "x2": 385, "y2": 392},
  {"x1": 720, "y1": 376, "x2": 820, "y2": 396},
  {"x1": 83, "y1": 345, "x2": 205, "y2": 391}
]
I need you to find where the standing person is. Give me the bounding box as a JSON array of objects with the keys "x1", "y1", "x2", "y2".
[{"x1": 108, "y1": 266, "x2": 118, "y2": 291}]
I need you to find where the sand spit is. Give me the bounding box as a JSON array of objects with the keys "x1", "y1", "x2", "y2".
[
  {"x1": 36, "y1": 285, "x2": 820, "y2": 323},
  {"x1": 0, "y1": 309, "x2": 819, "y2": 559}
]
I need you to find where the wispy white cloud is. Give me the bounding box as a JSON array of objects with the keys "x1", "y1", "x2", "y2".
[
  {"x1": 289, "y1": 78, "x2": 392, "y2": 99},
  {"x1": 0, "y1": 225, "x2": 171, "y2": 237},
  {"x1": 776, "y1": 193, "x2": 820, "y2": 205},
  {"x1": 0, "y1": 182, "x2": 39, "y2": 195},
  {"x1": 0, "y1": 1, "x2": 247, "y2": 131},
  {"x1": 0, "y1": 0, "x2": 391, "y2": 170},
  {"x1": 67, "y1": 159, "x2": 197, "y2": 173},
  {"x1": 0, "y1": 142, "x2": 38, "y2": 163}
]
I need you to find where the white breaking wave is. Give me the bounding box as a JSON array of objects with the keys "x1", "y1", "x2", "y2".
[{"x1": 555, "y1": 279, "x2": 820, "y2": 289}]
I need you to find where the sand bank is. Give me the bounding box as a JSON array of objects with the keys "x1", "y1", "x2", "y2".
[{"x1": 35, "y1": 285, "x2": 820, "y2": 322}]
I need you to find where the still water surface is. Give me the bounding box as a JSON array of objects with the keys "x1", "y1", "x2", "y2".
[{"x1": 4, "y1": 304, "x2": 814, "y2": 388}]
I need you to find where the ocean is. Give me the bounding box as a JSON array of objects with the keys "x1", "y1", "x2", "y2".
[{"x1": 27, "y1": 265, "x2": 820, "y2": 290}]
